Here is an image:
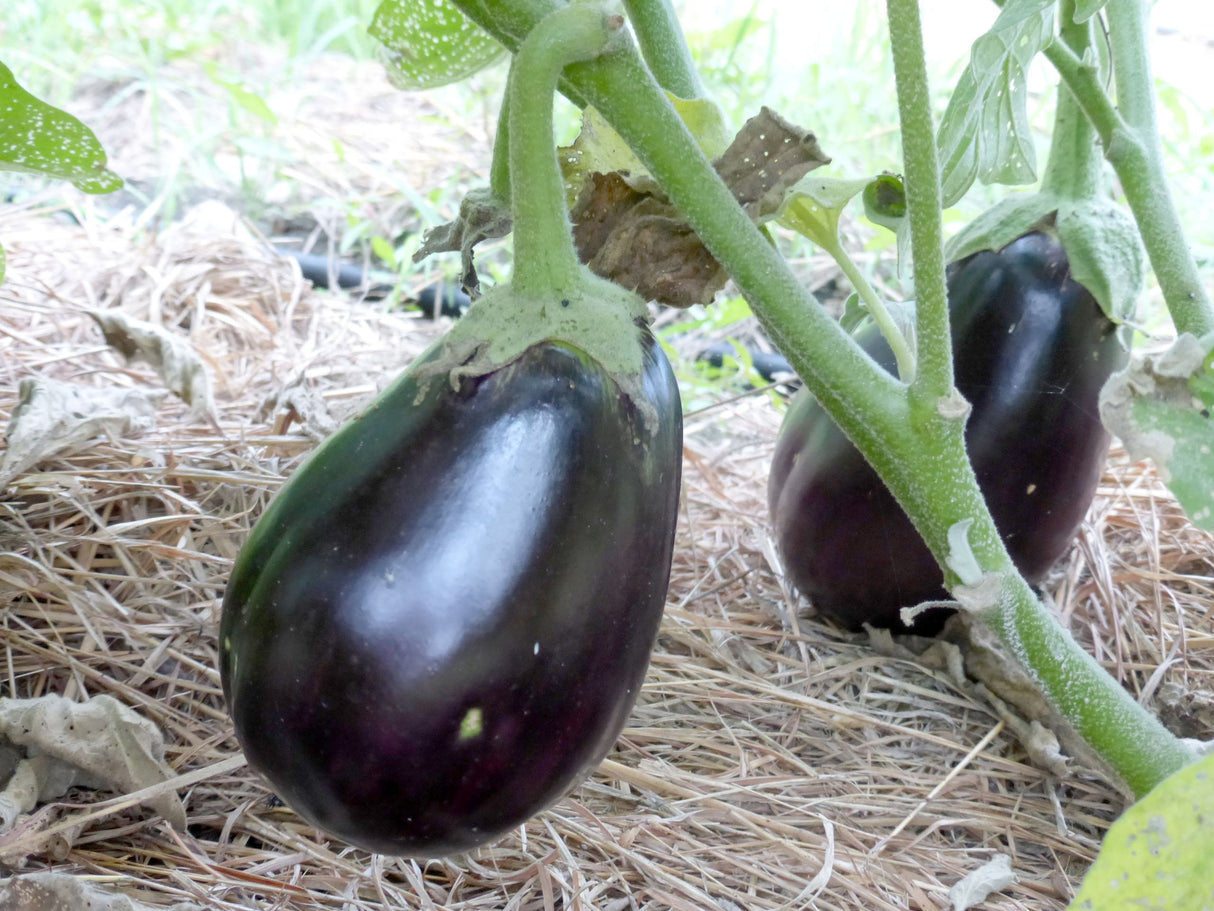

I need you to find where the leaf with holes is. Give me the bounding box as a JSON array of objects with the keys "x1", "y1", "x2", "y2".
[
  {"x1": 0, "y1": 60, "x2": 122, "y2": 193},
  {"x1": 370, "y1": 0, "x2": 505, "y2": 90},
  {"x1": 936, "y1": 0, "x2": 1054, "y2": 207}
]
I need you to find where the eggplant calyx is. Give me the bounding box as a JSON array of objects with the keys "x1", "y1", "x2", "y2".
[{"x1": 413, "y1": 269, "x2": 658, "y2": 427}]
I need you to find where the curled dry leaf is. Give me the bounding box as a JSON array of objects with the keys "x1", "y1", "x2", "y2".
[
  {"x1": 0, "y1": 694, "x2": 186, "y2": 858},
  {"x1": 411, "y1": 187, "x2": 513, "y2": 297},
  {"x1": 255, "y1": 373, "x2": 340, "y2": 441},
  {"x1": 949, "y1": 854, "x2": 1017, "y2": 911},
  {"x1": 88, "y1": 310, "x2": 216, "y2": 420},
  {"x1": 0, "y1": 377, "x2": 163, "y2": 487},
  {"x1": 571, "y1": 106, "x2": 829, "y2": 307},
  {"x1": 0, "y1": 871, "x2": 205, "y2": 911}
]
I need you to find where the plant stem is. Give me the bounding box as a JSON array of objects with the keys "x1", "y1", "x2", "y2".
[
  {"x1": 621, "y1": 0, "x2": 707, "y2": 99},
  {"x1": 1039, "y1": 4, "x2": 1101, "y2": 202},
  {"x1": 507, "y1": 4, "x2": 618, "y2": 297},
  {"x1": 488, "y1": 91, "x2": 511, "y2": 203},
  {"x1": 1046, "y1": 1, "x2": 1214, "y2": 337},
  {"x1": 994, "y1": 571, "x2": 1195, "y2": 797},
  {"x1": 884, "y1": 0, "x2": 953, "y2": 412},
  {"x1": 829, "y1": 238, "x2": 917, "y2": 383}
]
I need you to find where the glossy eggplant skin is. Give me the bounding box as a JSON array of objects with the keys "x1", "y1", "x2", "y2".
[
  {"x1": 768, "y1": 232, "x2": 1127, "y2": 634},
  {"x1": 219, "y1": 333, "x2": 682, "y2": 857}
]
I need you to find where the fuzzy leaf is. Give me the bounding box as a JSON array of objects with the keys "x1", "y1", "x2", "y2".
[
  {"x1": 88, "y1": 310, "x2": 216, "y2": 419},
  {"x1": 561, "y1": 96, "x2": 745, "y2": 205},
  {"x1": 950, "y1": 854, "x2": 1017, "y2": 911},
  {"x1": 937, "y1": 0, "x2": 1054, "y2": 207},
  {"x1": 1056, "y1": 197, "x2": 1145, "y2": 323},
  {"x1": 943, "y1": 192, "x2": 1060, "y2": 263},
  {"x1": 1068, "y1": 751, "x2": 1214, "y2": 910},
  {"x1": 370, "y1": 0, "x2": 505, "y2": 91},
  {"x1": 778, "y1": 175, "x2": 870, "y2": 251},
  {"x1": 570, "y1": 107, "x2": 827, "y2": 308},
  {"x1": 0, "y1": 60, "x2": 122, "y2": 193},
  {"x1": 1098, "y1": 334, "x2": 1214, "y2": 530},
  {"x1": 560, "y1": 106, "x2": 647, "y2": 205}
]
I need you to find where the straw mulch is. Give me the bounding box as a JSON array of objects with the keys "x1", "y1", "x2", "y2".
[
  {"x1": 2, "y1": 47, "x2": 1214, "y2": 911},
  {"x1": 2, "y1": 194, "x2": 1213, "y2": 911}
]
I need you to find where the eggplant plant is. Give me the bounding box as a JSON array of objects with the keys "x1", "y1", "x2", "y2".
[{"x1": 368, "y1": 0, "x2": 1213, "y2": 889}]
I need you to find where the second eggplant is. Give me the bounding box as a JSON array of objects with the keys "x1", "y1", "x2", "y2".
[{"x1": 767, "y1": 232, "x2": 1128, "y2": 633}]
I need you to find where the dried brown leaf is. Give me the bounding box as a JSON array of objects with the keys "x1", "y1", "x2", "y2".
[
  {"x1": 571, "y1": 107, "x2": 829, "y2": 307},
  {"x1": 0, "y1": 871, "x2": 205, "y2": 911},
  {"x1": 0, "y1": 377, "x2": 163, "y2": 487}
]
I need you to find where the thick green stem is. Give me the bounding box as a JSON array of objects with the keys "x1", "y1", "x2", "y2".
[
  {"x1": 1039, "y1": 5, "x2": 1101, "y2": 202},
  {"x1": 994, "y1": 572, "x2": 1195, "y2": 797},
  {"x1": 1046, "y1": 1, "x2": 1214, "y2": 337},
  {"x1": 449, "y1": 0, "x2": 1195, "y2": 796},
  {"x1": 488, "y1": 90, "x2": 511, "y2": 203},
  {"x1": 884, "y1": 0, "x2": 953, "y2": 411},
  {"x1": 507, "y1": 5, "x2": 619, "y2": 297},
  {"x1": 621, "y1": 0, "x2": 707, "y2": 99}
]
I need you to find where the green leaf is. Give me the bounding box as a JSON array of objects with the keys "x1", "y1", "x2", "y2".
[
  {"x1": 0, "y1": 241, "x2": 6, "y2": 285},
  {"x1": 936, "y1": 0, "x2": 1054, "y2": 207},
  {"x1": 1072, "y1": 0, "x2": 1109, "y2": 24},
  {"x1": 202, "y1": 62, "x2": 278, "y2": 125},
  {"x1": 669, "y1": 96, "x2": 732, "y2": 160},
  {"x1": 1056, "y1": 197, "x2": 1145, "y2": 323},
  {"x1": 943, "y1": 191, "x2": 1059, "y2": 263},
  {"x1": 371, "y1": 234, "x2": 397, "y2": 269},
  {"x1": 1068, "y1": 751, "x2": 1214, "y2": 910},
  {"x1": 777, "y1": 175, "x2": 871, "y2": 251},
  {"x1": 369, "y1": 0, "x2": 505, "y2": 91},
  {"x1": 0, "y1": 60, "x2": 123, "y2": 194},
  {"x1": 1099, "y1": 335, "x2": 1214, "y2": 531}
]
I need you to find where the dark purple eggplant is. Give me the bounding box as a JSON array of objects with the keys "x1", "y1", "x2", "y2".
[
  {"x1": 768, "y1": 231, "x2": 1127, "y2": 634},
  {"x1": 219, "y1": 333, "x2": 682, "y2": 856}
]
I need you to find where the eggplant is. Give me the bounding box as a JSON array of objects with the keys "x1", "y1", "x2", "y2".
[
  {"x1": 220, "y1": 333, "x2": 682, "y2": 856},
  {"x1": 768, "y1": 231, "x2": 1127, "y2": 633}
]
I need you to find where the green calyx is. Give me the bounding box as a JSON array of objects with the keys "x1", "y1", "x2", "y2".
[
  {"x1": 415, "y1": 3, "x2": 652, "y2": 409},
  {"x1": 419, "y1": 268, "x2": 649, "y2": 391}
]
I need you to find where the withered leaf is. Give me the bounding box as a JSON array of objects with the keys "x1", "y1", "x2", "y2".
[
  {"x1": 0, "y1": 377, "x2": 163, "y2": 487},
  {"x1": 411, "y1": 187, "x2": 513, "y2": 298},
  {"x1": 0, "y1": 871, "x2": 205, "y2": 911},
  {"x1": 571, "y1": 107, "x2": 830, "y2": 308},
  {"x1": 88, "y1": 310, "x2": 215, "y2": 420}
]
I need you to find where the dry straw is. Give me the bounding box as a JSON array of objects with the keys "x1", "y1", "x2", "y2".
[{"x1": 1, "y1": 52, "x2": 1213, "y2": 911}]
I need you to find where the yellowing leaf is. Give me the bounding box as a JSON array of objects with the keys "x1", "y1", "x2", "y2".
[{"x1": 1069, "y1": 751, "x2": 1214, "y2": 910}]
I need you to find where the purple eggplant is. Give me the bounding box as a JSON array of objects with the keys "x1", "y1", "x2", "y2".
[
  {"x1": 220, "y1": 333, "x2": 682, "y2": 856},
  {"x1": 768, "y1": 232, "x2": 1127, "y2": 633}
]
